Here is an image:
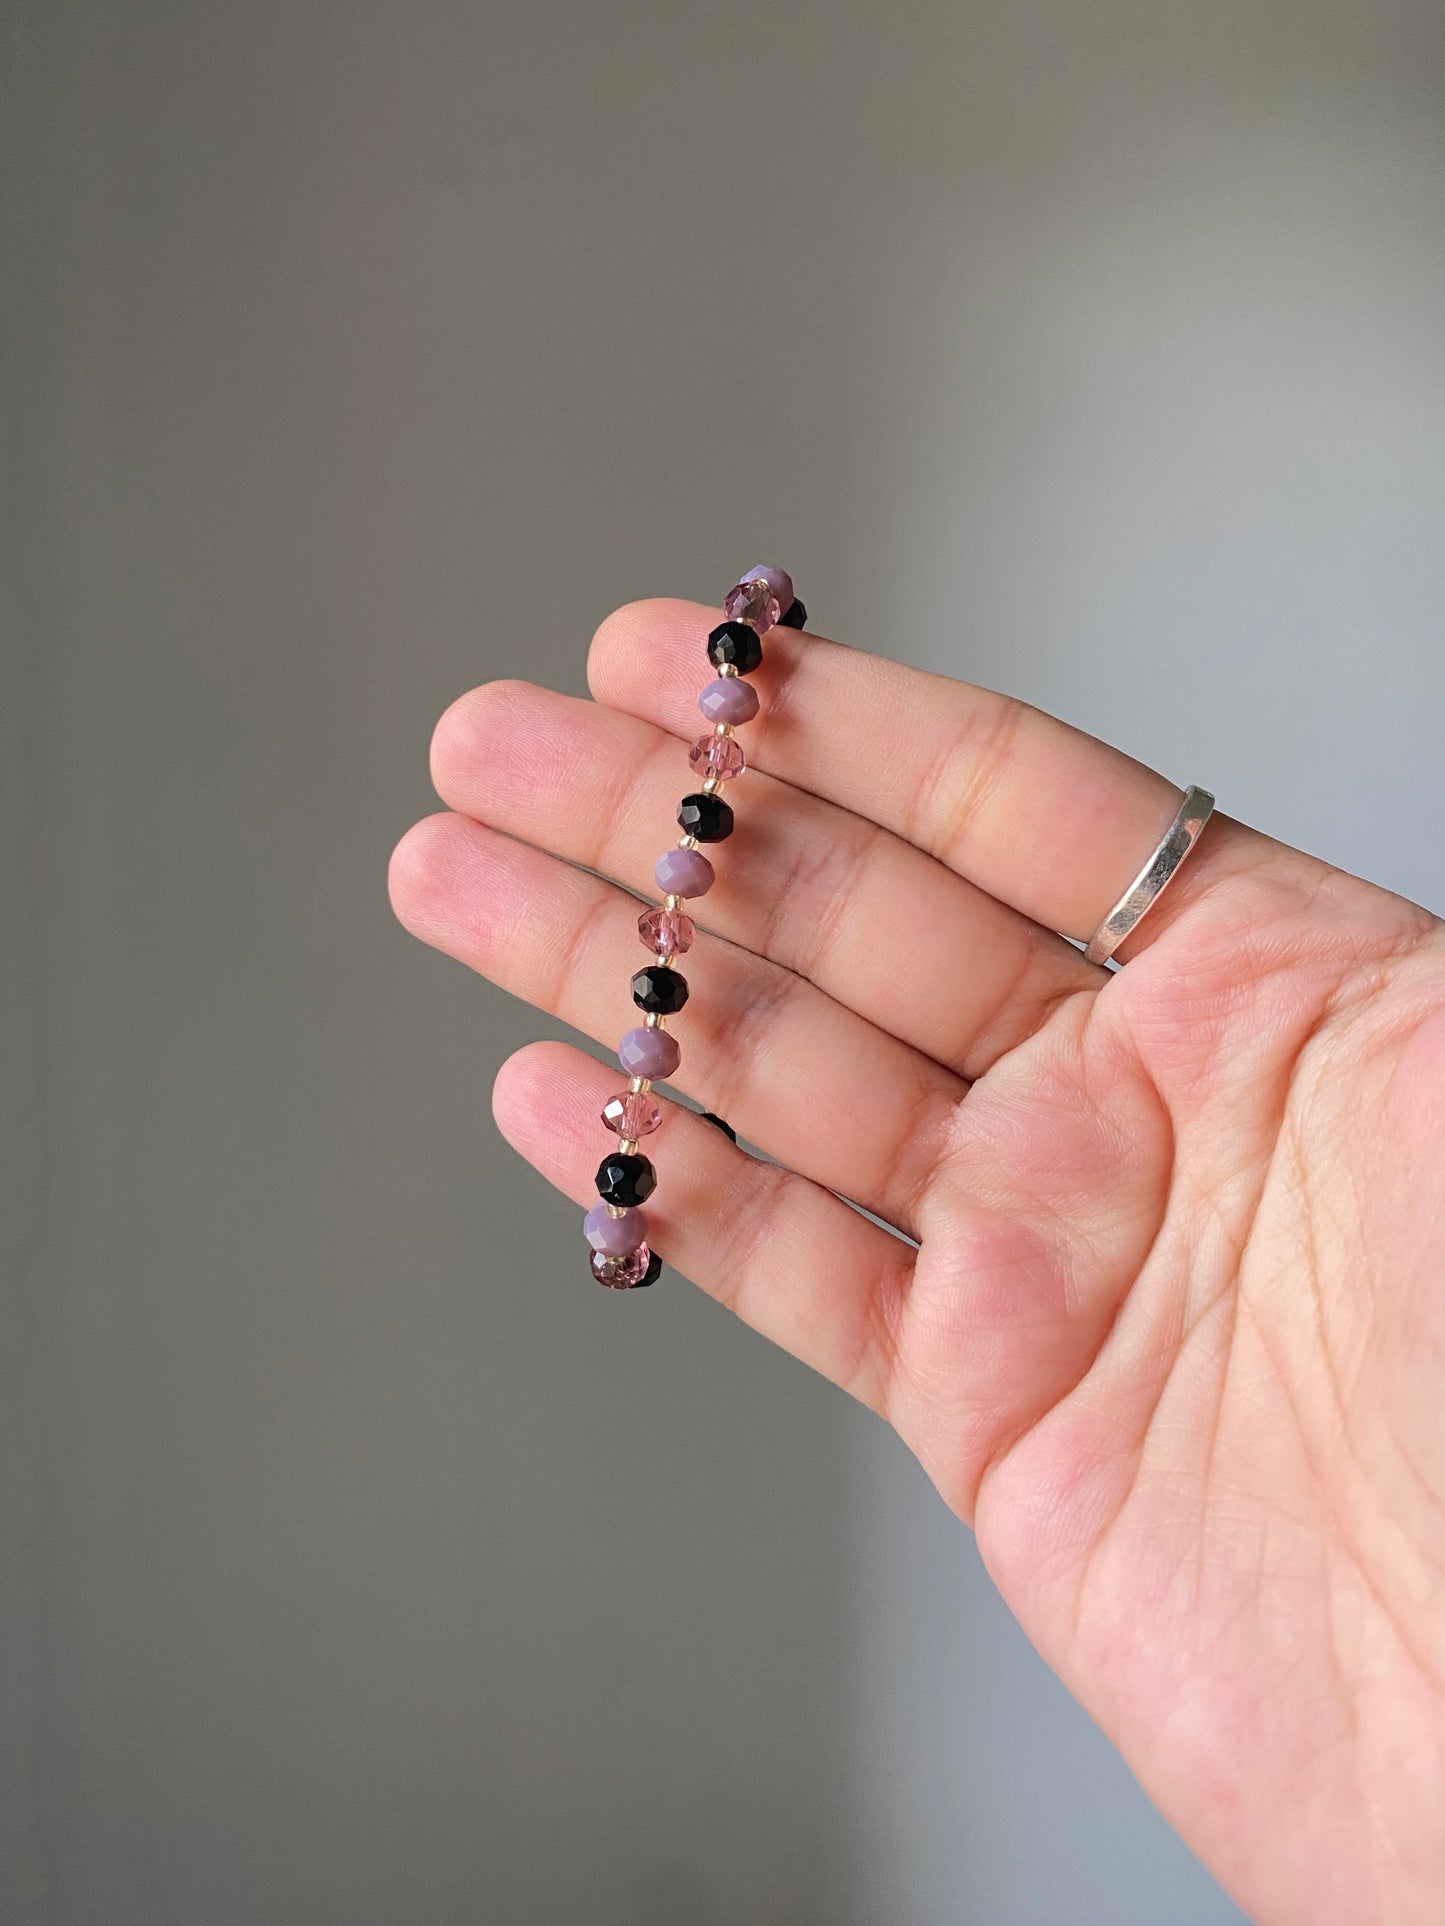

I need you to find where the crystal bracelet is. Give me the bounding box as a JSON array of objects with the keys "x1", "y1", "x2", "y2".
[{"x1": 582, "y1": 564, "x2": 809, "y2": 1290}]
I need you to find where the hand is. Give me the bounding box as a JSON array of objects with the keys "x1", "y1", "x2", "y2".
[{"x1": 390, "y1": 600, "x2": 1445, "y2": 1925}]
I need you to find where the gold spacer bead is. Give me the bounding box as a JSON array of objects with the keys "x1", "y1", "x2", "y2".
[
  {"x1": 701, "y1": 775, "x2": 722, "y2": 796},
  {"x1": 678, "y1": 834, "x2": 698, "y2": 851},
  {"x1": 618, "y1": 1138, "x2": 638, "y2": 1156},
  {"x1": 714, "y1": 722, "x2": 733, "y2": 738},
  {"x1": 645, "y1": 1012, "x2": 664, "y2": 1029},
  {"x1": 628, "y1": 1075, "x2": 649, "y2": 1095},
  {"x1": 606, "y1": 1203, "x2": 625, "y2": 1219},
  {"x1": 665, "y1": 893, "x2": 682, "y2": 912},
  {"x1": 719, "y1": 663, "x2": 739, "y2": 678}
]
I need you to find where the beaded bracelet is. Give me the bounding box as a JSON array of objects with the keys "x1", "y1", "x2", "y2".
[{"x1": 582, "y1": 564, "x2": 808, "y2": 1290}]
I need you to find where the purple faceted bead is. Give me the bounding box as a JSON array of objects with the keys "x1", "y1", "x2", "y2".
[
  {"x1": 740, "y1": 563, "x2": 794, "y2": 614},
  {"x1": 698, "y1": 676, "x2": 761, "y2": 726},
  {"x1": 619, "y1": 1025, "x2": 681, "y2": 1079},
  {"x1": 655, "y1": 846, "x2": 715, "y2": 898},
  {"x1": 584, "y1": 1202, "x2": 648, "y2": 1255}
]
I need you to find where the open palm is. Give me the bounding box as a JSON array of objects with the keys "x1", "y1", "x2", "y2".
[{"x1": 391, "y1": 600, "x2": 1445, "y2": 1925}]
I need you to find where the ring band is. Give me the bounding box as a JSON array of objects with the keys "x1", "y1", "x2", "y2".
[{"x1": 1084, "y1": 785, "x2": 1216, "y2": 966}]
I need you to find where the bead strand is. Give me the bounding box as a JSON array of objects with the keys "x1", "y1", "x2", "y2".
[{"x1": 584, "y1": 564, "x2": 802, "y2": 1289}]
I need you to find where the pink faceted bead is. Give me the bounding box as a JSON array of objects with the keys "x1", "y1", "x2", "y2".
[
  {"x1": 602, "y1": 1090, "x2": 663, "y2": 1138},
  {"x1": 619, "y1": 1025, "x2": 681, "y2": 1079},
  {"x1": 724, "y1": 577, "x2": 781, "y2": 634},
  {"x1": 638, "y1": 905, "x2": 695, "y2": 956},
  {"x1": 740, "y1": 563, "x2": 794, "y2": 613},
  {"x1": 698, "y1": 676, "x2": 760, "y2": 726},
  {"x1": 655, "y1": 846, "x2": 715, "y2": 897},
  {"x1": 688, "y1": 734, "x2": 746, "y2": 782},
  {"x1": 591, "y1": 1245, "x2": 651, "y2": 1289},
  {"x1": 583, "y1": 1201, "x2": 648, "y2": 1255}
]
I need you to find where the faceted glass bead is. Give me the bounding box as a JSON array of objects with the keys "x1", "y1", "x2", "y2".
[
  {"x1": 639, "y1": 1248, "x2": 662, "y2": 1287},
  {"x1": 740, "y1": 563, "x2": 795, "y2": 612},
  {"x1": 602, "y1": 1090, "x2": 663, "y2": 1138},
  {"x1": 655, "y1": 846, "x2": 716, "y2": 897},
  {"x1": 595, "y1": 1151, "x2": 657, "y2": 1208},
  {"x1": 777, "y1": 595, "x2": 807, "y2": 630},
  {"x1": 724, "y1": 577, "x2": 782, "y2": 634},
  {"x1": 677, "y1": 792, "x2": 733, "y2": 842},
  {"x1": 638, "y1": 905, "x2": 695, "y2": 956},
  {"x1": 631, "y1": 965, "x2": 688, "y2": 1014},
  {"x1": 591, "y1": 1245, "x2": 652, "y2": 1289},
  {"x1": 697, "y1": 676, "x2": 760, "y2": 726},
  {"x1": 618, "y1": 1025, "x2": 681, "y2": 1079},
  {"x1": 583, "y1": 1201, "x2": 648, "y2": 1254},
  {"x1": 689, "y1": 733, "x2": 746, "y2": 782},
  {"x1": 707, "y1": 621, "x2": 764, "y2": 676}
]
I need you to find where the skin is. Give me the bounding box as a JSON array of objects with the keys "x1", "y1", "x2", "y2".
[{"x1": 390, "y1": 598, "x2": 1445, "y2": 1925}]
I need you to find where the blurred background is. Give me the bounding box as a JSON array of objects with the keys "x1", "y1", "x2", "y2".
[{"x1": 5, "y1": 1, "x2": 1443, "y2": 1921}]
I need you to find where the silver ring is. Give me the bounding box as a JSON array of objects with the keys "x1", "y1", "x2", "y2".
[{"x1": 1084, "y1": 785, "x2": 1215, "y2": 966}]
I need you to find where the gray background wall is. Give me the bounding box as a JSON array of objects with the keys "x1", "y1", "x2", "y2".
[{"x1": 5, "y1": 1, "x2": 1443, "y2": 1921}]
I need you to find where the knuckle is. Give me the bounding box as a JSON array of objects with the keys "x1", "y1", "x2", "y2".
[{"x1": 914, "y1": 692, "x2": 1029, "y2": 864}]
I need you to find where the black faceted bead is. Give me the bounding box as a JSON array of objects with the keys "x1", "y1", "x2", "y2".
[
  {"x1": 707, "y1": 620, "x2": 764, "y2": 675},
  {"x1": 677, "y1": 792, "x2": 734, "y2": 842},
  {"x1": 777, "y1": 596, "x2": 808, "y2": 630},
  {"x1": 595, "y1": 1152, "x2": 656, "y2": 1208},
  {"x1": 637, "y1": 1249, "x2": 663, "y2": 1288},
  {"x1": 631, "y1": 965, "x2": 689, "y2": 1015}
]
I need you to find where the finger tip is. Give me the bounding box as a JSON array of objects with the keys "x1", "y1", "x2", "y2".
[
  {"x1": 587, "y1": 596, "x2": 706, "y2": 715},
  {"x1": 388, "y1": 811, "x2": 467, "y2": 935},
  {"x1": 427, "y1": 685, "x2": 482, "y2": 793},
  {"x1": 429, "y1": 677, "x2": 555, "y2": 813},
  {"x1": 491, "y1": 1040, "x2": 609, "y2": 1182},
  {"x1": 491, "y1": 1037, "x2": 562, "y2": 1127}
]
